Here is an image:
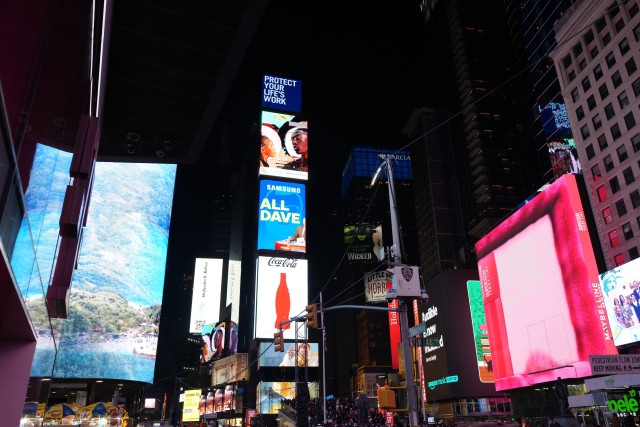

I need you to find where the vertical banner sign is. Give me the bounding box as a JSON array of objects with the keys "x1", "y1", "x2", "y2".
[
  {"x1": 183, "y1": 389, "x2": 202, "y2": 422},
  {"x1": 467, "y1": 281, "x2": 495, "y2": 383},
  {"x1": 413, "y1": 299, "x2": 427, "y2": 403},
  {"x1": 388, "y1": 295, "x2": 401, "y2": 370},
  {"x1": 189, "y1": 258, "x2": 224, "y2": 333},
  {"x1": 246, "y1": 409, "x2": 257, "y2": 426},
  {"x1": 262, "y1": 74, "x2": 302, "y2": 113}
]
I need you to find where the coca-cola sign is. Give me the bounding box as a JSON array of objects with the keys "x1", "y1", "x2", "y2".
[{"x1": 267, "y1": 257, "x2": 298, "y2": 268}]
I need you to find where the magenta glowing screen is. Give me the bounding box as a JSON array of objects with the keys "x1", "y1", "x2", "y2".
[{"x1": 475, "y1": 174, "x2": 617, "y2": 391}]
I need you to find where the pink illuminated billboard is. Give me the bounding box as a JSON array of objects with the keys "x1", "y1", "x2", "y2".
[{"x1": 476, "y1": 174, "x2": 616, "y2": 391}]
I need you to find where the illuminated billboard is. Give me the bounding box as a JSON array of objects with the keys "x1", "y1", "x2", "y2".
[
  {"x1": 226, "y1": 259, "x2": 242, "y2": 324},
  {"x1": 201, "y1": 322, "x2": 225, "y2": 364},
  {"x1": 258, "y1": 180, "x2": 306, "y2": 252},
  {"x1": 540, "y1": 102, "x2": 572, "y2": 136},
  {"x1": 190, "y1": 258, "x2": 224, "y2": 333},
  {"x1": 466, "y1": 281, "x2": 494, "y2": 383},
  {"x1": 259, "y1": 111, "x2": 308, "y2": 180},
  {"x1": 254, "y1": 256, "x2": 308, "y2": 339},
  {"x1": 258, "y1": 342, "x2": 319, "y2": 367},
  {"x1": 257, "y1": 382, "x2": 319, "y2": 414},
  {"x1": 344, "y1": 224, "x2": 383, "y2": 262},
  {"x1": 14, "y1": 144, "x2": 176, "y2": 383},
  {"x1": 183, "y1": 390, "x2": 201, "y2": 422},
  {"x1": 364, "y1": 271, "x2": 391, "y2": 303},
  {"x1": 476, "y1": 174, "x2": 616, "y2": 391},
  {"x1": 262, "y1": 74, "x2": 302, "y2": 113},
  {"x1": 212, "y1": 353, "x2": 249, "y2": 386},
  {"x1": 548, "y1": 139, "x2": 580, "y2": 178},
  {"x1": 598, "y1": 257, "x2": 640, "y2": 347}
]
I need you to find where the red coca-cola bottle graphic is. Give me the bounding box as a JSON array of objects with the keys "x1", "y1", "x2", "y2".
[{"x1": 275, "y1": 272, "x2": 291, "y2": 329}]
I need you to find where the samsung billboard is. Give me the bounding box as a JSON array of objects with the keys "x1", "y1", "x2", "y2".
[
  {"x1": 258, "y1": 180, "x2": 306, "y2": 252},
  {"x1": 13, "y1": 143, "x2": 176, "y2": 383},
  {"x1": 476, "y1": 174, "x2": 616, "y2": 391},
  {"x1": 254, "y1": 256, "x2": 308, "y2": 339},
  {"x1": 259, "y1": 111, "x2": 308, "y2": 180}
]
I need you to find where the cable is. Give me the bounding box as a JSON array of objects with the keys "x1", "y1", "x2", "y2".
[{"x1": 321, "y1": 262, "x2": 387, "y2": 308}]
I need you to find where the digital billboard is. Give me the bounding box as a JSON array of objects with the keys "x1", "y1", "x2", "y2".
[
  {"x1": 598, "y1": 257, "x2": 640, "y2": 347},
  {"x1": 190, "y1": 258, "x2": 224, "y2": 333},
  {"x1": 212, "y1": 353, "x2": 249, "y2": 386},
  {"x1": 466, "y1": 281, "x2": 494, "y2": 383},
  {"x1": 418, "y1": 270, "x2": 501, "y2": 402},
  {"x1": 548, "y1": 139, "x2": 581, "y2": 178},
  {"x1": 258, "y1": 342, "x2": 319, "y2": 367},
  {"x1": 364, "y1": 271, "x2": 391, "y2": 303},
  {"x1": 254, "y1": 256, "x2": 308, "y2": 339},
  {"x1": 201, "y1": 322, "x2": 225, "y2": 364},
  {"x1": 259, "y1": 111, "x2": 308, "y2": 180},
  {"x1": 540, "y1": 102, "x2": 572, "y2": 137},
  {"x1": 262, "y1": 74, "x2": 302, "y2": 113},
  {"x1": 344, "y1": 224, "x2": 383, "y2": 262},
  {"x1": 257, "y1": 382, "x2": 319, "y2": 414},
  {"x1": 476, "y1": 174, "x2": 617, "y2": 391},
  {"x1": 183, "y1": 390, "x2": 201, "y2": 422},
  {"x1": 226, "y1": 259, "x2": 242, "y2": 324},
  {"x1": 13, "y1": 144, "x2": 176, "y2": 383},
  {"x1": 258, "y1": 180, "x2": 306, "y2": 252}
]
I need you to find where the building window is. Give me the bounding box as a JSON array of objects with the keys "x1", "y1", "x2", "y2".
[
  {"x1": 598, "y1": 134, "x2": 609, "y2": 150},
  {"x1": 605, "y1": 102, "x2": 615, "y2": 119},
  {"x1": 620, "y1": 38, "x2": 631, "y2": 55},
  {"x1": 615, "y1": 253, "x2": 625, "y2": 266},
  {"x1": 568, "y1": 70, "x2": 576, "y2": 82},
  {"x1": 604, "y1": 207, "x2": 614, "y2": 224},
  {"x1": 610, "y1": 230, "x2": 621, "y2": 247},
  {"x1": 603, "y1": 32, "x2": 612, "y2": 46},
  {"x1": 625, "y1": 113, "x2": 636, "y2": 131},
  {"x1": 594, "y1": 64, "x2": 604, "y2": 80},
  {"x1": 626, "y1": 58, "x2": 638, "y2": 76},
  {"x1": 619, "y1": 91, "x2": 630, "y2": 109},
  {"x1": 571, "y1": 87, "x2": 580, "y2": 102},
  {"x1": 593, "y1": 114, "x2": 603, "y2": 130},
  {"x1": 630, "y1": 247, "x2": 639, "y2": 260},
  {"x1": 630, "y1": 3, "x2": 640, "y2": 17},
  {"x1": 576, "y1": 106, "x2": 585, "y2": 122},
  {"x1": 606, "y1": 52, "x2": 617, "y2": 68},
  {"x1": 591, "y1": 45, "x2": 600, "y2": 59},
  {"x1": 593, "y1": 163, "x2": 602, "y2": 181},
  {"x1": 581, "y1": 124, "x2": 591, "y2": 139},
  {"x1": 618, "y1": 144, "x2": 629, "y2": 162},
  {"x1": 611, "y1": 124, "x2": 622, "y2": 140},
  {"x1": 582, "y1": 76, "x2": 592, "y2": 91},
  {"x1": 615, "y1": 18, "x2": 626, "y2": 33},
  {"x1": 633, "y1": 134, "x2": 640, "y2": 152},
  {"x1": 573, "y1": 42, "x2": 583, "y2": 57},
  {"x1": 605, "y1": 155, "x2": 615, "y2": 171},
  {"x1": 586, "y1": 144, "x2": 596, "y2": 159},
  {"x1": 611, "y1": 176, "x2": 621, "y2": 194},
  {"x1": 612, "y1": 71, "x2": 623, "y2": 88},
  {"x1": 623, "y1": 167, "x2": 635, "y2": 185},
  {"x1": 632, "y1": 190, "x2": 640, "y2": 208},
  {"x1": 585, "y1": 29, "x2": 595, "y2": 45},
  {"x1": 597, "y1": 16, "x2": 608, "y2": 32},
  {"x1": 623, "y1": 222, "x2": 634, "y2": 240},
  {"x1": 579, "y1": 58, "x2": 587, "y2": 71},
  {"x1": 617, "y1": 199, "x2": 628, "y2": 216},
  {"x1": 635, "y1": 22, "x2": 640, "y2": 41},
  {"x1": 598, "y1": 185, "x2": 608, "y2": 201},
  {"x1": 599, "y1": 83, "x2": 610, "y2": 100},
  {"x1": 634, "y1": 77, "x2": 640, "y2": 96}
]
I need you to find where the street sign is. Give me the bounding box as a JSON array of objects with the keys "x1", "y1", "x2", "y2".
[
  {"x1": 409, "y1": 322, "x2": 427, "y2": 337},
  {"x1": 589, "y1": 355, "x2": 640, "y2": 374},
  {"x1": 410, "y1": 337, "x2": 439, "y2": 347}
]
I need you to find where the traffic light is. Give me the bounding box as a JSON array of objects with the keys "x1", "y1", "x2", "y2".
[
  {"x1": 273, "y1": 330, "x2": 284, "y2": 352},
  {"x1": 305, "y1": 304, "x2": 318, "y2": 328}
]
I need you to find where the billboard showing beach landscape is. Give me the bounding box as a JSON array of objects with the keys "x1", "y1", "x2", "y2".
[{"x1": 12, "y1": 143, "x2": 176, "y2": 383}]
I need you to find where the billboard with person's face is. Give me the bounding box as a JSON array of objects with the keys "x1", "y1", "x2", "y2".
[
  {"x1": 254, "y1": 257, "x2": 308, "y2": 339},
  {"x1": 598, "y1": 257, "x2": 640, "y2": 347},
  {"x1": 258, "y1": 342, "x2": 320, "y2": 367},
  {"x1": 344, "y1": 223, "x2": 383, "y2": 262},
  {"x1": 258, "y1": 180, "x2": 306, "y2": 252},
  {"x1": 259, "y1": 111, "x2": 308, "y2": 180},
  {"x1": 201, "y1": 322, "x2": 225, "y2": 364},
  {"x1": 476, "y1": 174, "x2": 617, "y2": 391}
]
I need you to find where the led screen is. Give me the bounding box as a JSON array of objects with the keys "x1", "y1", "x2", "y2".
[
  {"x1": 257, "y1": 382, "x2": 319, "y2": 414},
  {"x1": 258, "y1": 180, "x2": 306, "y2": 252},
  {"x1": 476, "y1": 174, "x2": 616, "y2": 391},
  {"x1": 258, "y1": 342, "x2": 319, "y2": 367},
  {"x1": 224, "y1": 385, "x2": 237, "y2": 411},
  {"x1": 226, "y1": 259, "x2": 242, "y2": 324},
  {"x1": 144, "y1": 398, "x2": 156, "y2": 409},
  {"x1": 262, "y1": 74, "x2": 302, "y2": 113},
  {"x1": 201, "y1": 322, "x2": 225, "y2": 364},
  {"x1": 598, "y1": 257, "x2": 640, "y2": 346},
  {"x1": 254, "y1": 257, "x2": 308, "y2": 339},
  {"x1": 364, "y1": 271, "x2": 391, "y2": 303},
  {"x1": 548, "y1": 139, "x2": 580, "y2": 178},
  {"x1": 466, "y1": 281, "x2": 494, "y2": 383},
  {"x1": 259, "y1": 111, "x2": 308, "y2": 180},
  {"x1": 540, "y1": 102, "x2": 572, "y2": 136},
  {"x1": 190, "y1": 258, "x2": 224, "y2": 333},
  {"x1": 344, "y1": 223, "x2": 383, "y2": 262},
  {"x1": 13, "y1": 143, "x2": 176, "y2": 383}
]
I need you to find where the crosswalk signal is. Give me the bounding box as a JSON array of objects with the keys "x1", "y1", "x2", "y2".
[
  {"x1": 274, "y1": 330, "x2": 284, "y2": 352},
  {"x1": 305, "y1": 304, "x2": 318, "y2": 328}
]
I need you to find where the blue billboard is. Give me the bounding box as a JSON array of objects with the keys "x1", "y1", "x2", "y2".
[
  {"x1": 12, "y1": 143, "x2": 176, "y2": 383},
  {"x1": 540, "y1": 102, "x2": 572, "y2": 137},
  {"x1": 262, "y1": 74, "x2": 302, "y2": 113},
  {"x1": 258, "y1": 180, "x2": 306, "y2": 252}
]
